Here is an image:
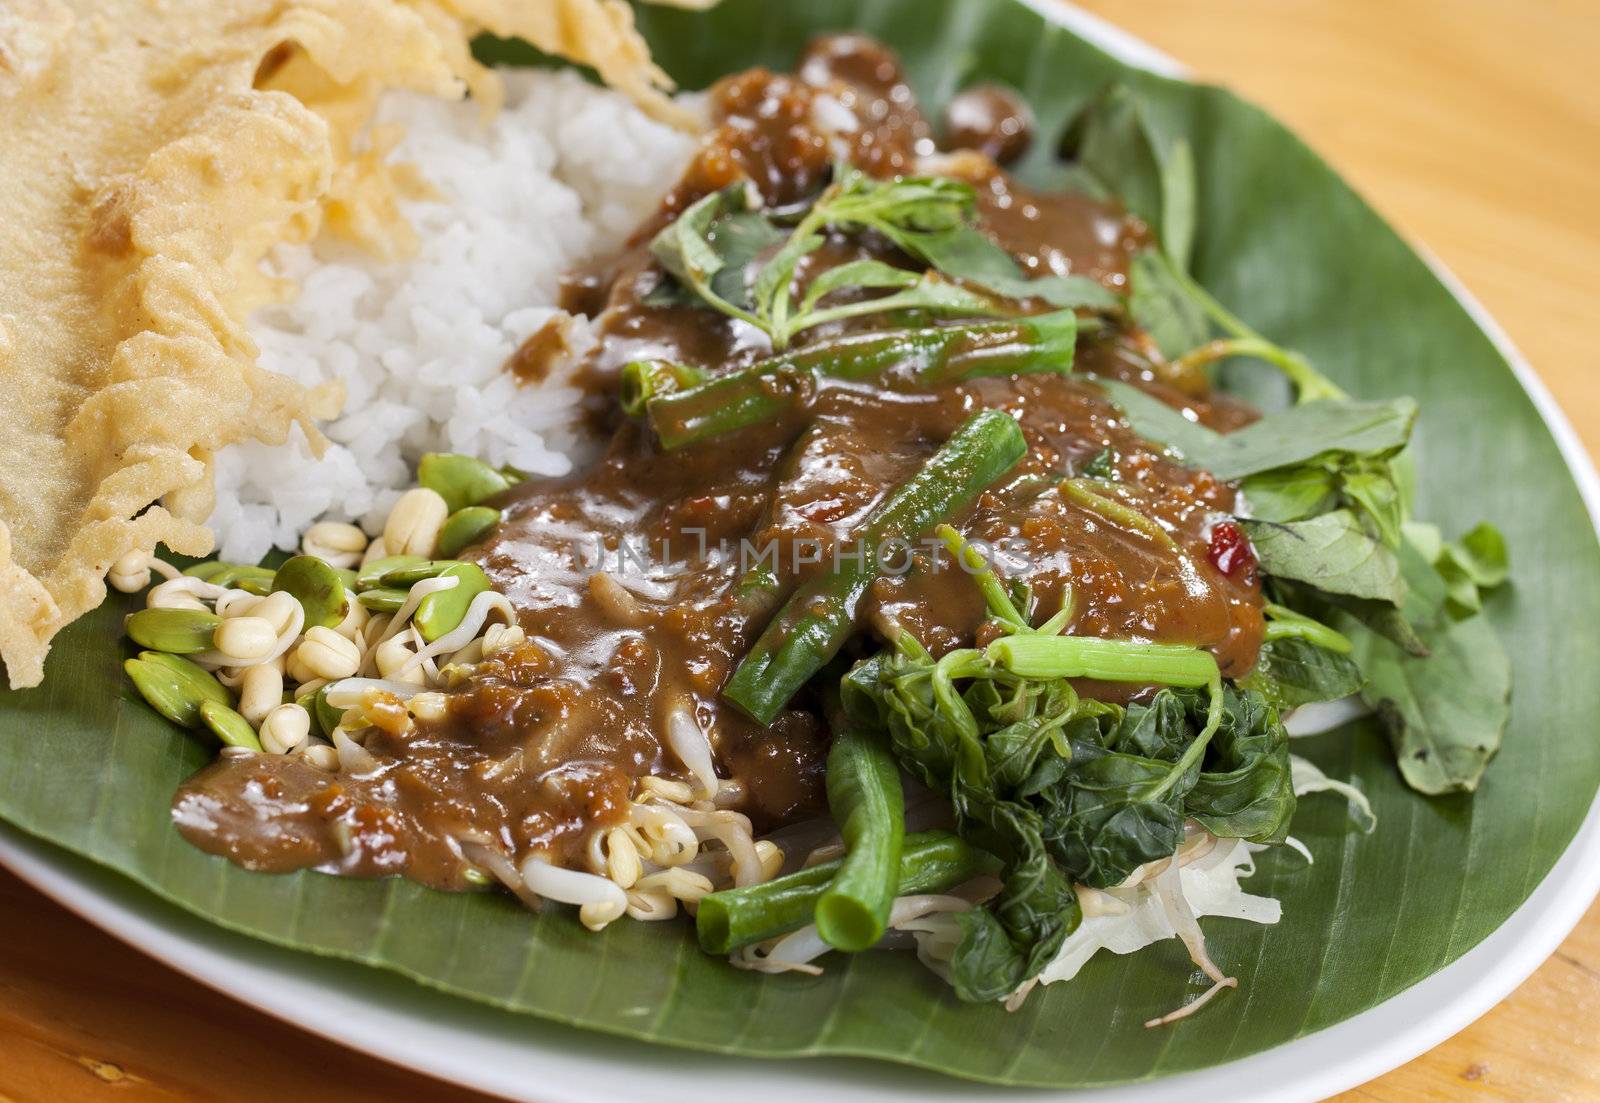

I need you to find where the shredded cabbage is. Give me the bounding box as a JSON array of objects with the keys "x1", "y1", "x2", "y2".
[
  {"x1": 903, "y1": 836, "x2": 1280, "y2": 1002},
  {"x1": 1290, "y1": 753, "x2": 1378, "y2": 833}
]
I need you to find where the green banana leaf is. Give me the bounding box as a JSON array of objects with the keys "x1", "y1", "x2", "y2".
[{"x1": 3, "y1": 0, "x2": 1598, "y2": 1087}]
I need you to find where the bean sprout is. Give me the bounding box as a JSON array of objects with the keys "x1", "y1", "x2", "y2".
[
  {"x1": 673, "y1": 805, "x2": 762, "y2": 887},
  {"x1": 333, "y1": 729, "x2": 380, "y2": 775},
  {"x1": 665, "y1": 702, "x2": 718, "y2": 799},
  {"x1": 148, "y1": 576, "x2": 227, "y2": 606},
  {"x1": 521, "y1": 855, "x2": 628, "y2": 931},
  {"x1": 396, "y1": 591, "x2": 515, "y2": 677},
  {"x1": 323, "y1": 678, "x2": 429, "y2": 707},
  {"x1": 191, "y1": 603, "x2": 304, "y2": 670}
]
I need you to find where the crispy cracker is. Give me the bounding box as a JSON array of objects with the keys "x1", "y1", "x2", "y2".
[{"x1": 0, "y1": 0, "x2": 701, "y2": 688}]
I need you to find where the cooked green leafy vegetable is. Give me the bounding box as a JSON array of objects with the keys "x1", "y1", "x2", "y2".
[
  {"x1": 649, "y1": 165, "x2": 1118, "y2": 350},
  {"x1": 1065, "y1": 85, "x2": 1196, "y2": 270},
  {"x1": 1404, "y1": 520, "x2": 1511, "y2": 617},
  {"x1": 836, "y1": 525, "x2": 1293, "y2": 1002},
  {"x1": 1098, "y1": 377, "x2": 1413, "y2": 481},
  {"x1": 1071, "y1": 70, "x2": 1511, "y2": 798},
  {"x1": 1244, "y1": 636, "x2": 1366, "y2": 711}
]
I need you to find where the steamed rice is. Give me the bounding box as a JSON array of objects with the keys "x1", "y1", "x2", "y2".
[{"x1": 214, "y1": 69, "x2": 698, "y2": 562}]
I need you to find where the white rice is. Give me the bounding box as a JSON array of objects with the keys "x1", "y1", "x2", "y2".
[{"x1": 214, "y1": 69, "x2": 698, "y2": 562}]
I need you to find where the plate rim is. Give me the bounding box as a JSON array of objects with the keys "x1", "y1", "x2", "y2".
[{"x1": 4, "y1": 4, "x2": 1598, "y2": 1102}]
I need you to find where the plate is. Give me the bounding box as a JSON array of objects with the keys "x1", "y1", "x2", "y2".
[{"x1": 3, "y1": 3, "x2": 1599, "y2": 1100}]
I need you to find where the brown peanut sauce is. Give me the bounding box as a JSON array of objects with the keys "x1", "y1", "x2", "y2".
[{"x1": 174, "y1": 34, "x2": 1263, "y2": 891}]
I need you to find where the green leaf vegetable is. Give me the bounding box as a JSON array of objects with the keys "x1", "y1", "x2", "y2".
[
  {"x1": 839, "y1": 528, "x2": 1292, "y2": 1001},
  {"x1": 1403, "y1": 520, "x2": 1510, "y2": 617},
  {"x1": 1066, "y1": 85, "x2": 1196, "y2": 270},
  {"x1": 1098, "y1": 378, "x2": 1415, "y2": 543},
  {"x1": 649, "y1": 166, "x2": 1119, "y2": 351},
  {"x1": 1243, "y1": 511, "x2": 1406, "y2": 605},
  {"x1": 1340, "y1": 539, "x2": 1512, "y2": 793},
  {"x1": 1243, "y1": 615, "x2": 1365, "y2": 711}
]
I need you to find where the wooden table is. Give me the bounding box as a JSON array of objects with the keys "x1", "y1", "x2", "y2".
[{"x1": 2, "y1": 1, "x2": 1597, "y2": 1099}]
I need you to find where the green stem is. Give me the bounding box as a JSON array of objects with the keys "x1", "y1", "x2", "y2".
[
  {"x1": 796, "y1": 283, "x2": 1009, "y2": 333},
  {"x1": 695, "y1": 830, "x2": 997, "y2": 955},
  {"x1": 1060, "y1": 479, "x2": 1179, "y2": 551},
  {"x1": 1162, "y1": 253, "x2": 1345, "y2": 405},
  {"x1": 724, "y1": 409, "x2": 1027, "y2": 724},
  {"x1": 984, "y1": 634, "x2": 1219, "y2": 687},
  {"x1": 982, "y1": 633, "x2": 1224, "y2": 801},
  {"x1": 815, "y1": 720, "x2": 906, "y2": 952},
  {"x1": 1174, "y1": 337, "x2": 1346, "y2": 404},
  {"x1": 934, "y1": 524, "x2": 1027, "y2": 629},
  {"x1": 647, "y1": 313, "x2": 1076, "y2": 450},
  {"x1": 1263, "y1": 602, "x2": 1353, "y2": 653}
]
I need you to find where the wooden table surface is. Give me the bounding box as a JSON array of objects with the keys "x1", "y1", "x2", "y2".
[{"x1": 3, "y1": 1, "x2": 1598, "y2": 1100}]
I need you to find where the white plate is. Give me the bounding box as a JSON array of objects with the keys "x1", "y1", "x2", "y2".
[{"x1": 6, "y1": 6, "x2": 1600, "y2": 1101}]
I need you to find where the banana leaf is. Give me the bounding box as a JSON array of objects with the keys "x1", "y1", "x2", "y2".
[{"x1": 2, "y1": 0, "x2": 1598, "y2": 1087}]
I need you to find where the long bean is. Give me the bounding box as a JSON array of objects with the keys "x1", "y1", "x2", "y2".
[
  {"x1": 695, "y1": 830, "x2": 997, "y2": 955},
  {"x1": 723, "y1": 409, "x2": 1026, "y2": 724},
  {"x1": 619, "y1": 359, "x2": 706, "y2": 417},
  {"x1": 645, "y1": 311, "x2": 1076, "y2": 450},
  {"x1": 815, "y1": 720, "x2": 905, "y2": 952}
]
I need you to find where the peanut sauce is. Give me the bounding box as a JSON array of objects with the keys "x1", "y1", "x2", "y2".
[{"x1": 174, "y1": 34, "x2": 1263, "y2": 890}]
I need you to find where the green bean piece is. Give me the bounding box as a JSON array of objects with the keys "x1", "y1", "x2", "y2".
[
  {"x1": 696, "y1": 830, "x2": 997, "y2": 955},
  {"x1": 356, "y1": 554, "x2": 426, "y2": 591},
  {"x1": 413, "y1": 562, "x2": 491, "y2": 642},
  {"x1": 418, "y1": 452, "x2": 511, "y2": 514},
  {"x1": 379, "y1": 559, "x2": 468, "y2": 587},
  {"x1": 197, "y1": 700, "x2": 264, "y2": 752},
  {"x1": 728, "y1": 426, "x2": 819, "y2": 622},
  {"x1": 619, "y1": 359, "x2": 706, "y2": 417},
  {"x1": 270, "y1": 555, "x2": 348, "y2": 629},
  {"x1": 211, "y1": 564, "x2": 277, "y2": 595},
  {"x1": 436, "y1": 506, "x2": 502, "y2": 558},
  {"x1": 181, "y1": 561, "x2": 230, "y2": 582},
  {"x1": 733, "y1": 562, "x2": 784, "y2": 620},
  {"x1": 124, "y1": 654, "x2": 230, "y2": 728},
  {"x1": 648, "y1": 312, "x2": 1076, "y2": 450},
  {"x1": 724, "y1": 409, "x2": 1026, "y2": 724},
  {"x1": 125, "y1": 608, "x2": 223, "y2": 654},
  {"x1": 816, "y1": 723, "x2": 905, "y2": 952},
  {"x1": 356, "y1": 587, "x2": 408, "y2": 613}
]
